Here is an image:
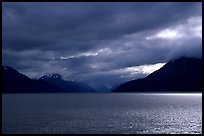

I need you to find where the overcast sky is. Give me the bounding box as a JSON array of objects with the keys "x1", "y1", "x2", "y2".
[{"x1": 2, "y1": 2, "x2": 202, "y2": 88}]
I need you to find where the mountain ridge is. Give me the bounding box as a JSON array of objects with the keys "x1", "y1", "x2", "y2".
[
  {"x1": 2, "y1": 57, "x2": 202, "y2": 93},
  {"x1": 113, "y1": 57, "x2": 202, "y2": 92},
  {"x1": 2, "y1": 66, "x2": 97, "y2": 93},
  {"x1": 39, "y1": 74, "x2": 97, "y2": 92},
  {"x1": 2, "y1": 65, "x2": 64, "y2": 93}
]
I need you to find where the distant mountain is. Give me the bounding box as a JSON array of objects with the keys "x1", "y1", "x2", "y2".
[
  {"x1": 113, "y1": 57, "x2": 202, "y2": 93},
  {"x1": 89, "y1": 83, "x2": 111, "y2": 92},
  {"x1": 2, "y1": 66, "x2": 64, "y2": 93},
  {"x1": 39, "y1": 74, "x2": 97, "y2": 92}
]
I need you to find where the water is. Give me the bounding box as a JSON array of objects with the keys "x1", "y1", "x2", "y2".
[{"x1": 2, "y1": 93, "x2": 202, "y2": 134}]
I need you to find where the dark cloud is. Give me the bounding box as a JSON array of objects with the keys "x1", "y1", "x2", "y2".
[{"x1": 2, "y1": 2, "x2": 202, "y2": 88}]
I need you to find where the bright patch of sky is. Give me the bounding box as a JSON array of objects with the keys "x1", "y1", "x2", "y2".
[
  {"x1": 146, "y1": 16, "x2": 202, "y2": 40},
  {"x1": 57, "y1": 48, "x2": 112, "y2": 60},
  {"x1": 123, "y1": 63, "x2": 166, "y2": 75}
]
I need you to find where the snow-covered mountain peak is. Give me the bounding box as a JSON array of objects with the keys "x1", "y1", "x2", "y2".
[{"x1": 40, "y1": 74, "x2": 62, "y2": 80}]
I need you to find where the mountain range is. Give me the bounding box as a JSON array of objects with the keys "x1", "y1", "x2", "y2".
[
  {"x1": 2, "y1": 57, "x2": 202, "y2": 93},
  {"x1": 39, "y1": 74, "x2": 97, "y2": 92},
  {"x1": 113, "y1": 57, "x2": 202, "y2": 93},
  {"x1": 2, "y1": 66, "x2": 97, "y2": 93},
  {"x1": 2, "y1": 66, "x2": 63, "y2": 93}
]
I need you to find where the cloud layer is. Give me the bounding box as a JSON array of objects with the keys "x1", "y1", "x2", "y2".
[{"x1": 2, "y1": 2, "x2": 202, "y2": 88}]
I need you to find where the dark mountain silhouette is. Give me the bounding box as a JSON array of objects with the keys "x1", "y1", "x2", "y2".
[
  {"x1": 2, "y1": 65, "x2": 64, "y2": 93},
  {"x1": 39, "y1": 74, "x2": 97, "y2": 92},
  {"x1": 2, "y1": 66, "x2": 98, "y2": 93},
  {"x1": 113, "y1": 57, "x2": 202, "y2": 93}
]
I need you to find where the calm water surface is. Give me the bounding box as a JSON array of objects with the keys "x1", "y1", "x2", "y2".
[{"x1": 2, "y1": 93, "x2": 202, "y2": 134}]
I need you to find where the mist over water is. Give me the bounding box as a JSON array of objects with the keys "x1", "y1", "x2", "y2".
[{"x1": 2, "y1": 93, "x2": 202, "y2": 134}]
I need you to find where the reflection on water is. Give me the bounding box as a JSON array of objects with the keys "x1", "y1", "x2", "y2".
[
  {"x1": 2, "y1": 93, "x2": 202, "y2": 134},
  {"x1": 150, "y1": 93, "x2": 202, "y2": 96},
  {"x1": 116, "y1": 93, "x2": 202, "y2": 96}
]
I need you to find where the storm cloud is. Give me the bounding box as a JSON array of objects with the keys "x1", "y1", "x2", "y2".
[{"x1": 2, "y1": 2, "x2": 202, "y2": 88}]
